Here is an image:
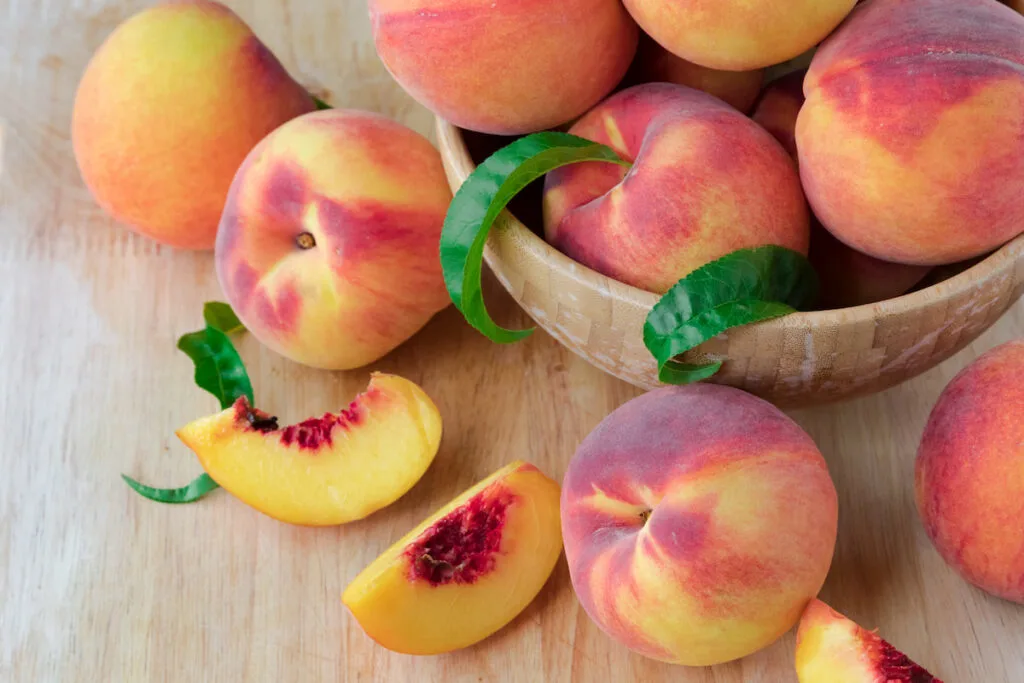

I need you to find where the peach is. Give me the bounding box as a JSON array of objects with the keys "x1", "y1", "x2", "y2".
[
  {"x1": 915, "y1": 340, "x2": 1024, "y2": 603},
  {"x1": 809, "y1": 228, "x2": 932, "y2": 309},
  {"x1": 176, "y1": 373, "x2": 442, "y2": 526},
  {"x1": 368, "y1": 0, "x2": 638, "y2": 135},
  {"x1": 751, "y1": 70, "x2": 808, "y2": 161},
  {"x1": 625, "y1": 34, "x2": 764, "y2": 113},
  {"x1": 798, "y1": 0, "x2": 1024, "y2": 266},
  {"x1": 561, "y1": 384, "x2": 838, "y2": 666},
  {"x1": 542, "y1": 83, "x2": 810, "y2": 294},
  {"x1": 215, "y1": 109, "x2": 452, "y2": 370},
  {"x1": 72, "y1": 0, "x2": 316, "y2": 250},
  {"x1": 795, "y1": 599, "x2": 942, "y2": 682},
  {"x1": 752, "y1": 71, "x2": 932, "y2": 307},
  {"x1": 343, "y1": 461, "x2": 562, "y2": 655},
  {"x1": 622, "y1": 0, "x2": 856, "y2": 71},
  {"x1": 1007, "y1": 0, "x2": 1024, "y2": 13}
]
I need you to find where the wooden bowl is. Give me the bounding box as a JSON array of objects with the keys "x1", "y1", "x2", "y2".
[{"x1": 436, "y1": 119, "x2": 1024, "y2": 408}]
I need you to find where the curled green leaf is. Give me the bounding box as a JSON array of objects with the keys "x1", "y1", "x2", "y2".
[
  {"x1": 313, "y1": 95, "x2": 331, "y2": 110},
  {"x1": 122, "y1": 473, "x2": 220, "y2": 505},
  {"x1": 202, "y1": 301, "x2": 245, "y2": 335},
  {"x1": 440, "y1": 132, "x2": 631, "y2": 343},
  {"x1": 124, "y1": 308, "x2": 255, "y2": 505},
  {"x1": 177, "y1": 326, "x2": 254, "y2": 410},
  {"x1": 644, "y1": 246, "x2": 819, "y2": 385}
]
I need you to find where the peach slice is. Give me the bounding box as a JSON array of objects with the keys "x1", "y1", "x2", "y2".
[
  {"x1": 795, "y1": 599, "x2": 943, "y2": 682},
  {"x1": 176, "y1": 373, "x2": 441, "y2": 526},
  {"x1": 343, "y1": 461, "x2": 562, "y2": 655}
]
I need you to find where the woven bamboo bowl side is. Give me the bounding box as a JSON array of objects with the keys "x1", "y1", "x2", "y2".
[{"x1": 436, "y1": 119, "x2": 1024, "y2": 408}]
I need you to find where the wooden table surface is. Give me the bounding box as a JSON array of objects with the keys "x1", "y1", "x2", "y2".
[{"x1": 3, "y1": 2, "x2": 1024, "y2": 681}]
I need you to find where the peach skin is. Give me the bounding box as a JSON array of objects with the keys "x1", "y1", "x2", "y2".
[
  {"x1": 343, "y1": 461, "x2": 562, "y2": 655},
  {"x1": 561, "y1": 384, "x2": 838, "y2": 666},
  {"x1": 215, "y1": 109, "x2": 452, "y2": 370},
  {"x1": 752, "y1": 71, "x2": 931, "y2": 308},
  {"x1": 795, "y1": 599, "x2": 943, "y2": 682},
  {"x1": 625, "y1": 34, "x2": 764, "y2": 113},
  {"x1": 798, "y1": 0, "x2": 1024, "y2": 266},
  {"x1": 176, "y1": 373, "x2": 442, "y2": 526},
  {"x1": 622, "y1": 0, "x2": 856, "y2": 71},
  {"x1": 915, "y1": 340, "x2": 1024, "y2": 604},
  {"x1": 72, "y1": 0, "x2": 316, "y2": 250},
  {"x1": 543, "y1": 83, "x2": 809, "y2": 294},
  {"x1": 369, "y1": 0, "x2": 639, "y2": 135}
]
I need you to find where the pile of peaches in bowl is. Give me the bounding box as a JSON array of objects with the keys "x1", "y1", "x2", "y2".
[{"x1": 72, "y1": 0, "x2": 1024, "y2": 680}]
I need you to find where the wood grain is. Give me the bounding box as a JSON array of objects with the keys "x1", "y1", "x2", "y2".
[{"x1": 1, "y1": 1, "x2": 1022, "y2": 681}]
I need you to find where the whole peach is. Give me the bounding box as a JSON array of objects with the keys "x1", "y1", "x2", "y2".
[
  {"x1": 72, "y1": 0, "x2": 315, "y2": 250},
  {"x1": 561, "y1": 384, "x2": 838, "y2": 666},
  {"x1": 543, "y1": 83, "x2": 809, "y2": 294},
  {"x1": 369, "y1": 0, "x2": 639, "y2": 135},
  {"x1": 625, "y1": 34, "x2": 764, "y2": 113},
  {"x1": 915, "y1": 340, "x2": 1024, "y2": 604},
  {"x1": 752, "y1": 71, "x2": 931, "y2": 308},
  {"x1": 215, "y1": 110, "x2": 452, "y2": 370},
  {"x1": 798, "y1": 0, "x2": 1024, "y2": 266},
  {"x1": 622, "y1": 0, "x2": 856, "y2": 71}
]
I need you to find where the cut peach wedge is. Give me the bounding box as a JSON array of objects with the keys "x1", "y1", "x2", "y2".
[
  {"x1": 795, "y1": 599, "x2": 943, "y2": 682},
  {"x1": 343, "y1": 461, "x2": 562, "y2": 655},
  {"x1": 175, "y1": 373, "x2": 441, "y2": 526}
]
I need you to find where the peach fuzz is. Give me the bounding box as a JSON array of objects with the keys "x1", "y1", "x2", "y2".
[
  {"x1": 625, "y1": 34, "x2": 764, "y2": 113},
  {"x1": 215, "y1": 109, "x2": 452, "y2": 370},
  {"x1": 795, "y1": 599, "x2": 942, "y2": 682},
  {"x1": 622, "y1": 0, "x2": 855, "y2": 71},
  {"x1": 369, "y1": 0, "x2": 638, "y2": 135},
  {"x1": 343, "y1": 461, "x2": 562, "y2": 655},
  {"x1": 561, "y1": 384, "x2": 838, "y2": 666},
  {"x1": 797, "y1": 0, "x2": 1024, "y2": 266},
  {"x1": 915, "y1": 340, "x2": 1024, "y2": 604},
  {"x1": 72, "y1": 0, "x2": 315, "y2": 250},
  {"x1": 751, "y1": 71, "x2": 931, "y2": 308},
  {"x1": 543, "y1": 83, "x2": 809, "y2": 294},
  {"x1": 176, "y1": 373, "x2": 442, "y2": 526}
]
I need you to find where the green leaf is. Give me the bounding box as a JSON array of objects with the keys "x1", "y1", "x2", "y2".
[
  {"x1": 202, "y1": 301, "x2": 245, "y2": 335},
  {"x1": 177, "y1": 326, "x2": 254, "y2": 410},
  {"x1": 313, "y1": 95, "x2": 331, "y2": 110},
  {"x1": 440, "y1": 132, "x2": 631, "y2": 343},
  {"x1": 122, "y1": 473, "x2": 220, "y2": 505},
  {"x1": 643, "y1": 246, "x2": 819, "y2": 385},
  {"x1": 123, "y1": 310, "x2": 256, "y2": 505}
]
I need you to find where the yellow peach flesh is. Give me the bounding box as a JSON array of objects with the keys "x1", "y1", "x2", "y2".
[
  {"x1": 343, "y1": 461, "x2": 562, "y2": 655},
  {"x1": 175, "y1": 373, "x2": 441, "y2": 526}
]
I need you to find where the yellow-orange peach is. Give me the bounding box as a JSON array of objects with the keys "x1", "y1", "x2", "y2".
[
  {"x1": 625, "y1": 34, "x2": 764, "y2": 113},
  {"x1": 561, "y1": 384, "x2": 838, "y2": 666},
  {"x1": 915, "y1": 340, "x2": 1024, "y2": 603},
  {"x1": 72, "y1": 0, "x2": 315, "y2": 250},
  {"x1": 795, "y1": 599, "x2": 943, "y2": 682},
  {"x1": 176, "y1": 373, "x2": 441, "y2": 526},
  {"x1": 543, "y1": 83, "x2": 809, "y2": 294},
  {"x1": 215, "y1": 109, "x2": 452, "y2": 370},
  {"x1": 343, "y1": 461, "x2": 562, "y2": 654},
  {"x1": 798, "y1": 0, "x2": 1024, "y2": 266},
  {"x1": 752, "y1": 71, "x2": 931, "y2": 308},
  {"x1": 369, "y1": 0, "x2": 638, "y2": 135},
  {"x1": 622, "y1": 0, "x2": 855, "y2": 71}
]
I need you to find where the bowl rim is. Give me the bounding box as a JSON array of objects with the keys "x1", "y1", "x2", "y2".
[{"x1": 436, "y1": 116, "x2": 1024, "y2": 329}]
